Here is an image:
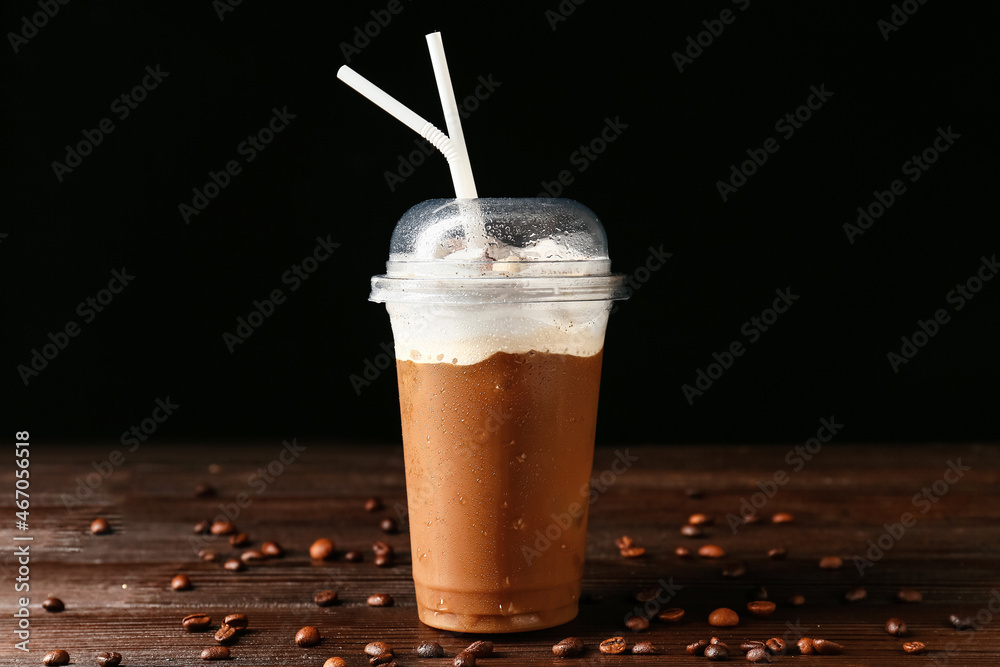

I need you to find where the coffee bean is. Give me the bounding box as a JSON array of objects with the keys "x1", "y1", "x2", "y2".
[
  {"x1": 223, "y1": 558, "x2": 245, "y2": 572},
  {"x1": 704, "y1": 644, "x2": 728, "y2": 660},
  {"x1": 314, "y1": 590, "x2": 338, "y2": 607},
  {"x1": 42, "y1": 597, "x2": 64, "y2": 612},
  {"x1": 261, "y1": 541, "x2": 284, "y2": 557},
  {"x1": 949, "y1": 614, "x2": 975, "y2": 630},
  {"x1": 43, "y1": 650, "x2": 70, "y2": 665},
  {"x1": 767, "y1": 547, "x2": 787, "y2": 560},
  {"x1": 367, "y1": 593, "x2": 394, "y2": 607},
  {"x1": 198, "y1": 549, "x2": 218, "y2": 562},
  {"x1": 845, "y1": 586, "x2": 867, "y2": 602},
  {"x1": 686, "y1": 639, "x2": 709, "y2": 656},
  {"x1": 96, "y1": 651, "x2": 122, "y2": 667},
  {"x1": 688, "y1": 512, "x2": 712, "y2": 525},
  {"x1": 310, "y1": 538, "x2": 335, "y2": 560},
  {"x1": 194, "y1": 483, "x2": 216, "y2": 498},
  {"x1": 172, "y1": 574, "x2": 192, "y2": 591},
  {"x1": 453, "y1": 651, "x2": 476, "y2": 667},
  {"x1": 371, "y1": 655, "x2": 396, "y2": 666},
  {"x1": 344, "y1": 550, "x2": 363, "y2": 562},
  {"x1": 797, "y1": 638, "x2": 815, "y2": 654},
  {"x1": 323, "y1": 659, "x2": 347, "y2": 667},
  {"x1": 680, "y1": 524, "x2": 704, "y2": 538},
  {"x1": 240, "y1": 550, "x2": 264, "y2": 564},
  {"x1": 380, "y1": 517, "x2": 399, "y2": 534},
  {"x1": 599, "y1": 636, "x2": 627, "y2": 654},
  {"x1": 210, "y1": 520, "x2": 235, "y2": 535},
  {"x1": 722, "y1": 561, "x2": 747, "y2": 578},
  {"x1": 632, "y1": 641, "x2": 657, "y2": 654},
  {"x1": 741, "y1": 640, "x2": 766, "y2": 653},
  {"x1": 765, "y1": 637, "x2": 786, "y2": 654},
  {"x1": 552, "y1": 637, "x2": 584, "y2": 657},
  {"x1": 416, "y1": 642, "x2": 443, "y2": 658},
  {"x1": 183, "y1": 613, "x2": 212, "y2": 632},
  {"x1": 818, "y1": 555, "x2": 843, "y2": 569},
  {"x1": 674, "y1": 546, "x2": 692, "y2": 557},
  {"x1": 708, "y1": 607, "x2": 739, "y2": 626},
  {"x1": 771, "y1": 512, "x2": 794, "y2": 524},
  {"x1": 788, "y1": 593, "x2": 806, "y2": 606},
  {"x1": 747, "y1": 646, "x2": 772, "y2": 662},
  {"x1": 374, "y1": 553, "x2": 392, "y2": 567},
  {"x1": 200, "y1": 646, "x2": 230, "y2": 660},
  {"x1": 215, "y1": 624, "x2": 238, "y2": 645},
  {"x1": 897, "y1": 587, "x2": 923, "y2": 603},
  {"x1": 620, "y1": 547, "x2": 646, "y2": 558},
  {"x1": 615, "y1": 535, "x2": 635, "y2": 550},
  {"x1": 885, "y1": 617, "x2": 907, "y2": 636},
  {"x1": 625, "y1": 615, "x2": 649, "y2": 632},
  {"x1": 364, "y1": 642, "x2": 393, "y2": 658},
  {"x1": 657, "y1": 608, "x2": 685, "y2": 623},
  {"x1": 812, "y1": 638, "x2": 843, "y2": 655},
  {"x1": 465, "y1": 640, "x2": 493, "y2": 658},
  {"x1": 698, "y1": 544, "x2": 725, "y2": 558},
  {"x1": 295, "y1": 626, "x2": 321, "y2": 647},
  {"x1": 223, "y1": 613, "x2": 248, "y2": 630},
  {"x1": 746, "y1": 600, "x2": 776, "y2": 617},
  {"x1": 372, "y1": 540, "x2": 393, "y2": 556},
  {"x1": 193, "y1": 520, "x2": 211, "y2": 534},
  {"x1": 903, "y1": 641, "x2": 927, "y2": 655},
  {"x1": 710, "y1": 637, "x2": 726, "y2": 646},
  {"x1": 364, "y1": 497, "x2": 383, "y2": 512},
  {"x1": 229, "y1": 532, "x2": 250, "y2": 547},
  {"x1": 741, "y1": 511, "x2": 761, "y2": 524},
  {"x1": 90, "y1": 518, "x2": 111, "y2": 534}
]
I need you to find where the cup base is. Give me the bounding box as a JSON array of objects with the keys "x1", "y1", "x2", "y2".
[{"x1": 417, "y1": 601, "x2": 579, "y2": 634}]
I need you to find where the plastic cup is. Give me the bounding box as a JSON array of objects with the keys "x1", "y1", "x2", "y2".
[{"x1": 370, "y1": 198, "x2": 628, "y2": 632}]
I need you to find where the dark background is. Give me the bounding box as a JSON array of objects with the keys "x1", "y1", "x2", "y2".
[{"x1": 3, "y1": 1, "x2": 997, "y2": 445}]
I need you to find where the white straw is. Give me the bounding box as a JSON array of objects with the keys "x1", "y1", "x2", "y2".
[{"x1": 425, "y1": 32, "x2": 477, "y2": 199}]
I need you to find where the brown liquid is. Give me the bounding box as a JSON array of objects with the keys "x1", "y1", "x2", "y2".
[{"x1": 396, "y1": 349, "x2": 604, "y2": 633}]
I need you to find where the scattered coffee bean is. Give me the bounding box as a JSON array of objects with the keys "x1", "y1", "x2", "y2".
[
  {"x1": 194, "y1": 483, "x2": 216, "y2": 498},
  {"x1": 223, "y1": 613, "x2": 248, "y2": 630},
  {"x1": 615, "y1": 535, "x2": 635, "y2": 550},
  {"x1": 364, "y1": 642, "x2": 393, "y2": 658},
  {"x1": 897, "y1": 588, "x2": 923, "y2": 603},
  {"x1": 746, "y1": 600, "x2": 776, "y2": 617},
  {"x1": 453, "y1": 651, "x2": 476, "y2": 667},
  {"x1": 374, "y1": 553, "x2": 392, "y2": 567},
  {"x1": 364, "y1": 496, "x2": 383, "y2": 512},
  {"x1": 767, "y1": 547, "x2": 787, "y2": 560},
  {"x1": 193, "y1": 520, "x2": 211, "y2": 534},
  {"x1": 198, "y1": 549, "x2": 218, "y2": 562},
  {"x1": 680, "y1": 524, "x2": 704, "y2": 538},
  {"x1": 371, "y1": 656, "x2": 396, "y2": 667},
  {"x1": 372, "y1": 540, "x2": 393, "y2": 556},
  {"x1": 747, "y1": 647, "x2": 772, "y2": 662},
  {"x1": 552, "y1": 637, "x2": 584, "y2": 657},
  {"x1": 43, "y1": 650, "x2": 70, "y2": 666},
  {"x1": 417, "y1": 641, "x2": 443, "y2": 658},
  {"x1": 818, "y1": 555, "x2": 843, "y2": 569},
  {"x1": 625, "y1": 615, "x2": 649, "y2": 632},
  {"x1": 310, "y1": 538, "x2": 335, "y2": 560},
  {"x1": 741, "y1": 512, "x2": 761, "y2": 524},
  {"x1": 689, "y1": 512, "x2": 712, "y2": 525},
  {"x1": 183, "y1": 614, "x2": 213, "y2": 632},
  {"x1": 845, "y1": 586, "x2": 867, "y2": 602},
  {"x1": 741, "y1": 640, "x2": 766, "y2": 653},
  {"x1": 885, "y1": 617, "x2": 907, "y2": 636},
  {"x1": 172, "y1": 574, "x2": 192, "y2": 591},
  {"x1": 42, "y1": 597, "x2": 64, "y2": 612},
  {"x1": 599, "y1": 636, "x2": 627, "y2": 655},
  {"x1": 229, "y1": 532, "x2": 250, "y2": 547},
  {"x1": 214, "y1": 624, "x2": 238, "y2": 645},
  {"x1": 797, "y1": 638, "x2": 815, "y2": 654},
  {"x1": 620, "y1": 547, "x2": 646, "y2": 558},
  {"x1": 704, "y1": 644, "x2": 728, "y2": 660},
  {"x1": 261, "y1": 541, "x2": 284, "y2": 557},
  {"x1": 686, "y1": 639, "x2": 710, "y2": 656},
  {"x1": 210, "y1": 520, "x2": 235, "y2": 535},
  {"x1": 295, "y1": 626, "x2": 320, "y2": 647},
  {"x1": 788, "y1": 593, "x2": 806, "y2": 606},
  {"x1": 765, "y1": 637, "x2": 786, "y2": 655},
  {"x1": 699, "y1": 544, "x2": 725, "y2": 558},
  {"x1": 323, "y1": 658, "x2": 347, "y2": 667},
  {"x1": 949, "y1": 614, "x2": 975, "y2": 630},
  {"x1": 722, "y1": 561, "x2": 747, "y2": 578},
  {"x1": 902, "y1": 641, "x2": 927, "y2": 655},
  {"x1": 379, "y1": 517, "x2": 399, "y2": 534},
  {"x1": 223, "y1": 558, "x2": 245, "y2": 572},
  {"x1": 675, "y1": 546, "x2": 692, "y2": 557},
  {"x1": 344, "y1": 550, "x2": 363, "y2": 562},
  {"x1": 465, "y1": 640, "x2": 494, "y2": 657},
  {"x1": 96, "y1": 651, "x2": 122, "y2": 667},
  {"x1": 632, "y1": 641, "x2": 657, "y2": 655},
  {"x1": 314, "y1": 590, "x2": 338, "y2": 607},
  {"x1": 708, "y1": 607, "x2": 739, "y2": 626},
  {"x1": 812, "y1": 639, "x2": 843, "y2": 655},
  {"x1": 710, "y1": 637, "x2": 726, "y2": 646},
  {"x1": 658, "y1": 608, "x2": 685, "y2": 623},
  {"x1": 90, "y1": 518, "x2": 111, "y2": 534},
  {"x1": 771, "y1": 512, "x2": 794, "y2": 524},
  {"x1": 240, "y1": 550, "x2": 265, "y2": 564},
  {"x1": 201, "y1": 646, "x2": 230, "y2": 660},
  {"x1": 367, "y1": 593, "x2": 394, "y2": 607}
]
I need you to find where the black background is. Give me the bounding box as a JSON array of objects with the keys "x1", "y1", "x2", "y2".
[{"x1": 3, "y1": 1, "x2": 997, "y2": 446}]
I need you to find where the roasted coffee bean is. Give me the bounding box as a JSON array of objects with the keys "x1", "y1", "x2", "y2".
[
  {"x1": 371, "y1": 655, "x2": 396, "y2": 667},
  {"x1": 741, "y1": 640, "x2": 765, "y2": 653},
  {"x1": 43, "y1": 650, "x2": 70, "y2": 665},
  {"x1": 886, "y1": 617, "x2": 907, "y2": 636},
  {"x1": 686, "y1": 639, "x2": 710, "y2": 656},
  {"x1": 903, "y1": 641, "x2": 927, "y2": 655},
  {"x1": 172, "y1": 574, "x2": 192, "y2": 591},
  {"x1": 344, "y1": 550, "x2": 363, "y2": 562},
  {"x1": 96, "y1": 651, "x2": 122, "y2": 667},
  {"x1": 314, "y1": 590, "x2": 338, "y2": 607},
  {"x1": 552, "y1": 637, "x2": 584, "y2": 657},
  {"x1": 710, "y1": 637, "x2": 725, "y2": 645},
  {"x1": 223, "y1": 613, "x2": 248, "y2": 630},
  {"x1": 675, "y1": 546, "x2": 692, "y2": 557},
  {"x1": 615, "y1": 535, "x2": 635, "y2": 550},
  {"x1": 741, "y1": 511, "x2": 761, "y2": 524},
  {"x1": 453, "y1": 651, "x2": 476, "y2": 667},
  {"x1": 797, "y1": 638, "x2": 815, "y2": 654},
  {"x1": 704, "y1": 644, "x2": 728, "y2": 660},
  {"x1": 367, "y1": 593, "x2": 394, "y2": 607},
  {"x1": 949, "y1": 614, "x2": 975, "y2": 630},
  {"x1": 765, "y1": 638, "x2": 786, "y2": 654},
  {"x1": 214, "y1": 624, "x2": 238, "y2": 645},
  {"x1": 767, "y1": 547, "x2": 787, "y2": 560},
  {"x1": 210, "y1": 520, "x2": 235, "y2": 535},
  {"x1": 657, "y1": 607, "x2": 685, "y2": 623},
  {"x1": 42, "y1": 597, "x2": 64, "y2": 612},
  {"x1": 688, "y1": 513, "x2": 712, "y2": 525},
  {"x1": 323, "y1": 659, "x2": 348, "y2": 667},
  {"x1": 631, "y1": 641, "x2": 657, "y2": 655},
  {"x1": 465, "y1": 640, "x2": 493, "y2": 658},
  {"x1": 183, "y1": 613, "x2": 213, "y2": 632},
  {"x1": 897, "y1": 587, "x2": 923, "y2": 603},
  {"x1": 417, "y1": 641, "x2": 443, "y2": 658},
  {"x1": 771, "y1": 512, "x2": 794, "y2": 524},
  {"x1": 90, "y1": 518, "x2": 111, "y2": 534},
  {"x1": 747, "y1": 647, "x2": 772, "y2": 662},
  {"x1": 194, "y1": 483, "x2": 216, "y2": 498},
  {"x1": 746, "y1": 600, "x2": 776, "y2": 617},
  {"x1": 261, "y1": 541, "x2": 284, "y2": 557},
  {"x1": 201, "y1": 646, "x2": 230, "y2": 660},
  {"x1": 240, "y1": 550, "x2": 265, "y2": 564},
  {"x1": 722, "y1": 561, "x2": 747, "y2": 578},
  {"x1": 310, "y1": 538, "x2": 335, "y2": 560},
  {"x1": 295, "y1": 626, "x2": 321, "y2": 647},
  {"x1": 625, "y1": 615, "x2": 649, "y2": 632},
  {"x1": 364, "y1": 496, "x2": 383, "y2": 512},
  {"x1": 372, "y1": 540, "x2": 393, "y2": 556},
  {"x1": 845, "y1": 586, "x2": 867, "y2": 602},
  {"x1": 223, "y1": 558, "x2": 245, "y2": 572},
  {"x1": 193, "y1": 520, "x2": 211, "y2": 534},
  {"x1": 620, "y1": 547, "x2": 646, "y2": 558},
  {"x1": 708, "y1": 607, "x2": 739, "y2": 626},
  {"x1": 229, "y1": 532, "x2": 250, "y2": 547},
  {"x1": 680, "y1": 524, "x2": 704, "y2": 538},
  {"x1": 599, "y1": 636, "x2": 627, "y2": 654},
  {"x1": 198, "y1": 549, "x2": 218, "y2": 562},
  {"x1": 818, "y1": 555, "x2": 843, "y2": 569},
  {"x1": 380, "y1": 517, "x2": 399, "y2": 534},
  {"x1": 812, "y1": 639, "x2": 843, "y2": 655},
  {"x1": 364, "y1": 642, "x2": 393, "y2": 658},
  {"x1": 374, "y1": 553, "x2": 392, "y2": 567},
  {"x1": 699, "y1": 544, "x2": 725, "y2": 558},
  {"x1": 788, "y1": 593, "x2": 806, "y2": 606}
]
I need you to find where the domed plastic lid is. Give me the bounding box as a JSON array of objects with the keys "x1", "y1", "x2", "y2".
[{"x1": 370, "y1": 198, "x2": 628, "y2": 303}]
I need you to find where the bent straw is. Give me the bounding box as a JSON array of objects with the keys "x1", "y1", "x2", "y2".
[{"x1": 425, "y1": 32, "x2": 477, "y2": 199}]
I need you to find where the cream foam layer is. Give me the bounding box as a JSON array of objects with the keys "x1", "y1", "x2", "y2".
[{"x1": 385, "y1": 301, "x2": 611, "y2": 365}]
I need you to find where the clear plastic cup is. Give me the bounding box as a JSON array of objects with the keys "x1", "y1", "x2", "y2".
[{"x1": 371, "y1": 198, "x2": 627, "y2": 632}]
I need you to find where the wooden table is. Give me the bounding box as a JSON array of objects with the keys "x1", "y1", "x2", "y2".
[{"x1": 5, "y1": 442, "x2": 1000, "y2": 666}]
